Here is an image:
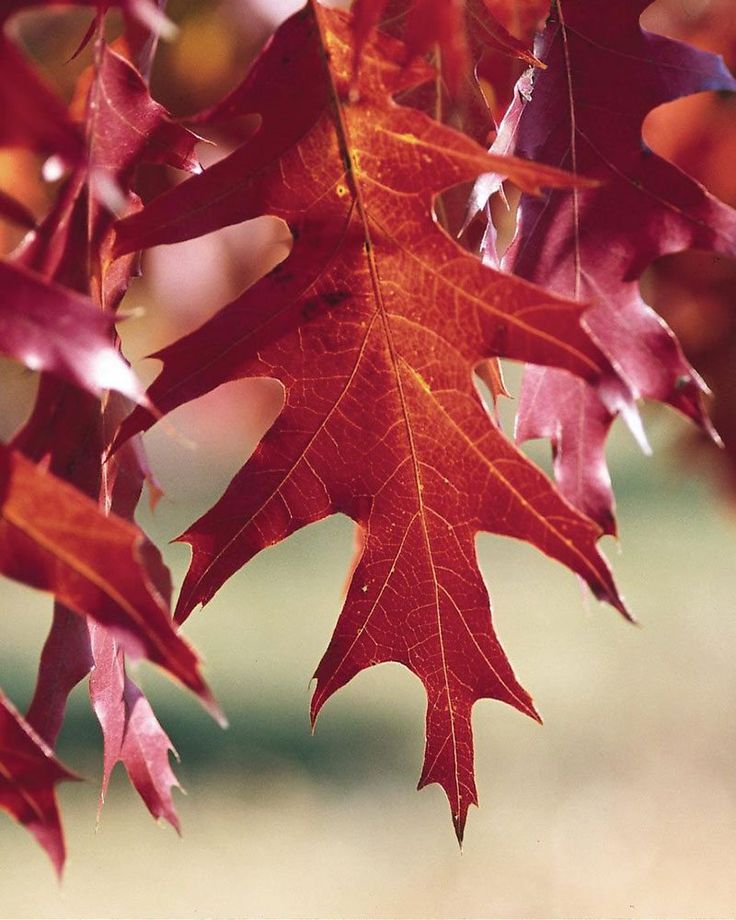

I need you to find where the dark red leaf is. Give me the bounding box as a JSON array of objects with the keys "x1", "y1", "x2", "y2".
[
  {"x1": 26, "y1": 607, "x2": 94, "y2": 747},
  {"x1": 474, "y1": 0, "x2": 736, "y2": 530},
  {"x1": 0, "y1": 688, "x2": 77, "y2": 875},
  {"x1": 0, "y1": 442, "x2": 217, "y2": 715},
  {"x1": 89, "y1": 46, "x2": 202, "y2": 180},
  {"x1": 10, "y1": 43, "x2": 202, "y2": 309}
]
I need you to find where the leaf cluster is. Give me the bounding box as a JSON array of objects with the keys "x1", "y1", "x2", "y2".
[{"x1": 0, "y1": 0, "x2": 734, "y2": 870}]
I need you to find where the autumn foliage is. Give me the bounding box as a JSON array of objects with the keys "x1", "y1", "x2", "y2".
[{"x1": 0, "y1": 0, "x2": 734, "y2": 871}]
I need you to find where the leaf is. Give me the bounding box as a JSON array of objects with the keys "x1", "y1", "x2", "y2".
[
  {"x1": 0, "y1": 442, "x2": 217, "y2": 714},
  {"x1": 26, "y1": 607, "x2": 94, "y2": 747},
  {"x1": 9, "y1": 42, "x2": 202, "y2": 311},
  {"x1": 0, "y1": 688, "x2": 77, "y2": 876},
  {"x1": 85, "y1": 44, "x2": 202, "y2": 181},
  {"x1": 2, "y1": 17, "x2": 210, "y2": 859},
  {"x1": 0, "y1": 190, "x2": 36, "y2": 229},
  {"x1": 90, "y1": 624, "x2": 182, "y2": 832},
  {"x1": 351, "y1": 0, "x2": 542, "y2": 100},
  {"x1": 22, "y1": 388, "x2": 186, "y2": 826},
  {"x1": 0, "y1": 261, "x2": 147, "y2": 401},
  {"x1": 486, "y1": 0, "x2": 736, "y2": 530},
  {"x1": 0, "y1": 35, "x2": 84, "y2": 166},
  {"x1": 113, "y1": 3, "x2": 627, "y2": 838}
]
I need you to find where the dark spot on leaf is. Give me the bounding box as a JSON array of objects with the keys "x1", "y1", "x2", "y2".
[
  {"x1": 300, "y1": 290, "x2": 350, "y2": 321},
  {"x1": 322, "y1": 290, "x2": 350, "y2": 307}
]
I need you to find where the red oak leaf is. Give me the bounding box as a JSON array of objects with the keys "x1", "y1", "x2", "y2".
[
  {"x1": 479, "y1": 0, "x2": 736, "y2": 531},
  {"x1": 83, "y1": 44, "x2": 201, "y2": 182},
  {"x1": 113, "y1": 3, "x2": 627, "y2": 838},
  {"x1": 0, "y1": 1, "x2": 208, "y2": 868},
  {"x1": 0, "y1": 688, "x2": 77, "y2": 875},
  {"x1": 0, "y1": 442, "x2": 217, "y2": 714}
]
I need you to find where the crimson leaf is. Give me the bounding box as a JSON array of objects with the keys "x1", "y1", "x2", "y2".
[{"x1": 112, "y1": 3, "x2": 627, "y2": 838}]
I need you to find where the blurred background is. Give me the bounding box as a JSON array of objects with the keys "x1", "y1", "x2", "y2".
[{"x1": 1, "y1": 0, "x2": 736, "y2": 917}]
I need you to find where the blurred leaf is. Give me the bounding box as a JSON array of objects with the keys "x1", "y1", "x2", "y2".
[
  {"x1": 0, "y1": 261, "x2": 146, "y2": 401},
  {"x1": 90, "y1": 624, "x2": 182, "y2": 832},
  {"x1": 0, "y1": 687, "x2": 77, "y2": 876},
  {"x1": 0, "y1": 442, "x2": 215, "y2": 710},
  {"x1": 474, "y1": 0, "x2": 736, "y2": 532}
]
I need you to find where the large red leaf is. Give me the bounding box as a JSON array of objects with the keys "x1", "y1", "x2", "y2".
[
  {"x1": 113, "y1": 3, "x2": 627, "y2": 838},
  {"x1": 0, "y1": 442, "x2": 216, "y2": 714},
  {"x1": 0, "y1": 688, "x2": 77, "y2": 875},
  {"x1": 482, "y1": 0, "x2": 736, "y2": 530}
]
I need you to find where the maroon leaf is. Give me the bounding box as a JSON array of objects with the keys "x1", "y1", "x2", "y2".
[
  {"x1": 87, "y1": 45, "x2": 202, "y2": 181},
  {"x1": 482, "y1": 0, "x2": 736, "y2": 530},
  {"x1": 10, "y1": 43, "x2": 202, "y2": 310},
  {"x1": 3, "y1": 18, "x2": 211, "y2": 859},
  {"x1": 0, "y1": 688, "x2": 78, "y2": 875}
]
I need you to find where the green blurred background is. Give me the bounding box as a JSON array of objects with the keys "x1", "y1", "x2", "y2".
[
  {"x1": 1, "y1": 0, "x2": 736, "y2": 917},
  {"x1": 2, "y1": 366, "x2": 735, "y2": 918}
]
